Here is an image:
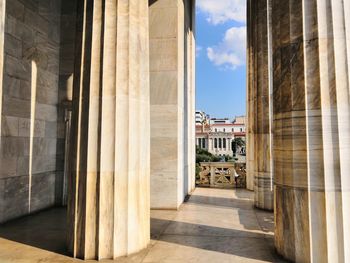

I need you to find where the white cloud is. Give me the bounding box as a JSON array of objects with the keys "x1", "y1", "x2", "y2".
[
  {"x1": 207, "y1": 26, "x2": 246, "y2": 70},
  {"x1": 197, "y1": 0, "x2": 246, "y2": 25},
  {"x1": 196, "y1": 46, "x2": 203, "y2": 57}
]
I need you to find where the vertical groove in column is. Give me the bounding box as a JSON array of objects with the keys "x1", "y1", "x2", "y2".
[
  {"x1": 0, "y1": 0, "x2": 5, "y2": 139},
  {"x1": 330, "y1": 1, "x2": 350, "y2": 262},
  {"x1": 272, "y1": 0, "x2": 308, "y2": 260},
  {"x1": 114, "y1": 0, "x2": 129, "y2": 257},
  {"x1": 85, "y1": 0, "x2": 103, "y2": 259},
  {"x1": 99, "y1": 0, "x2": 116, "y2": 258},
  {"x1": 128, "y1": 0, "x2": 141, "y2": 254},
  {"x1": 316, "y1": 0, "x2": 344, "y2": 262},
  {"x1": 68, "y1": 0, "x2": 150, "y2": 260},
  {"x1": 303, "y1": 0, "x2": 328, "y2": 262},
  {"x1": 246, "y1": 0, "x2": 255, "y2": 191}
]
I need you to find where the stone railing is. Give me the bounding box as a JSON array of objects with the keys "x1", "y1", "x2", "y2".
[{"x1": 197, "y1": 162, "x2": 246, "y2": 188}]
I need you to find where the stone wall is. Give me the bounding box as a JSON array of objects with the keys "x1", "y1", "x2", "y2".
[{"x1": 0, "y1": 0, "x2": 63, "y2": 223}]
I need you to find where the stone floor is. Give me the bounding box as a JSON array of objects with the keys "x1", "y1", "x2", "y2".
[{"x1": 0, "y1": 188, "x2": 286, "y2": 263}]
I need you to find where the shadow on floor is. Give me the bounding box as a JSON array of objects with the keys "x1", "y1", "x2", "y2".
[
  {"x1": 0, "y1": 188, "x2": 280, "y2": 262},
  {"x1": 0, "y1": 207, "x2": 68, "y2": 256},
  {"x1": 187, "y1": 194, "x2": 254, "y2": 210},
  {"x1": 150, "y1": 218, "x2": 282, "y2": 262},
  {"x1": 234, "y1": 188, "x2": 255, "y2": 199}
]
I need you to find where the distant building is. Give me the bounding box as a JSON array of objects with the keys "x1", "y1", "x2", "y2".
[
  {"x1": 233, "y1": 115, "x2": 246, "y2": 125},
  {"x1": 195, "y1": 111, "x2": 208, "y2": 125},
  {"x1": 196, "y1": 112, "x2": 246, "y2": 157}
]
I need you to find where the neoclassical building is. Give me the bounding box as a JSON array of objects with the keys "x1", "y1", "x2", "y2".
[
  {"x1": 0, "y1": 0, "x2": 349, "y2": 262},
  {"x1": 196, "y1": 116, "x2": 246, "y2": 157}
]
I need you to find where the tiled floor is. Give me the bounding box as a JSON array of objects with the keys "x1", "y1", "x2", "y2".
[{"x1": 0, "y1": 188, "x2": 286, "y2": 263}]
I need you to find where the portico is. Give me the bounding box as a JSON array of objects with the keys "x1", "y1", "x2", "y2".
[{"x1": 0, "y1": 0, "x2": 349, "y2": 262}]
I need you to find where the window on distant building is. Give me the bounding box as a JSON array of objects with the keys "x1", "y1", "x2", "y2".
[
  {"x1": 215, "y1": 128, "x2": 217, "y2": 132},
  {"x1": 223, "y1": 128, "x2": 225, "y2": 132},
  {"x1": 219, "y1": 138, "x2": 222, "y2": 148},
  {"x1": 232, "y1": 128, "x2": 234, "y2": 132},
  {"x1": 214, "y1": 138, "x2": 218, "y2": 148},
  {"x1": 240, "y1": 128, "x2": 243, "y2": 132},
  {"x1": 198, "y1": 138, "x2": 202, "y2": 148},
  {"x1": 202, "y1": 138, "x2": 206, "y2": 149},
  {"x1": 223, "y1": 138, "x2": 226, "y2": 149}
]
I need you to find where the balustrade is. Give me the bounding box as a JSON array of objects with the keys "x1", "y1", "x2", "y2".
[{"x1": 198, "y1": 162, "x2": 246, "y2": 188}]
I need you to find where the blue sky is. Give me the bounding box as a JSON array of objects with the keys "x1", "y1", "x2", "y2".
[{"x1": 195, "y1": 0, "x2": 246, "y2": 119}]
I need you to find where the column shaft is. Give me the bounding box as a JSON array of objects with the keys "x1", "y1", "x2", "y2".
[
  {"x1": 247, "y1": 0, "x2": 273, "y2": 209},
  {"x1": 246, "y1": 0, "x2": 255, "y2": 191},
  {"x1": 67, "y1": 0, "x2": 150, "y2": 259},
  {"x1": 149, "y1": 0, "x2": 195, "y2": 209},
  {"x1": 271, "y1": 0, "x2": 350, "y2": 261}
]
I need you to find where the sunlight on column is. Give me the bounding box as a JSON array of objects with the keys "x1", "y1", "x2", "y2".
[
  {"x1": 28, "y1": 60, "x2": 38, "y2": 213},
  {"x1": 267, "y1": 0, "x2": 273, "y2": 192},
  {"x1": 66, "y1": 73, "x2": 74, "y2": 101}
]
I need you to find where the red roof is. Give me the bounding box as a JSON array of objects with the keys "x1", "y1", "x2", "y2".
[
  {"x1": 211, "y1": 123, "x2": 245, "y2": 126},
  {"x1": 234, "y1": 132, "x2": 246, "y2": 136}
]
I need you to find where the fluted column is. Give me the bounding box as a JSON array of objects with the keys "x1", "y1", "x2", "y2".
[
  {"x1": 246, "y1": 0, "x2": 255, "y2": 191},
  {"x1": 247, "y1": 0, "x2": 273, "y2": 208},
  {"x1": 67, "y1": 0, "x2": 150, "y2": 260},
  {"x1": 272, "y1": 0, "x2": 350, "y2": 262}
]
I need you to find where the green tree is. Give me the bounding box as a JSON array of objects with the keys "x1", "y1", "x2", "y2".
[
  {"x1": 232, "y1": 138, "x2": 246, "y2": 155},
  {"x1": 195, "y1": 146, "x2": 221, "y2": 163}
]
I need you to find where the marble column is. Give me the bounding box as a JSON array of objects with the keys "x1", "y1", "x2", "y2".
[
  {"x1": 149, "y1": 0, "x2": 195, "y2": 209},
  {"x1": 272, "y1": 0, "x2": 350, "y2": 262},
  {"x1": 246, "y1": 0, "x2": 254, "y2": 191},
  {"x1": 67, "y1": 0, "x2": 150, "y2": 260},
  {"x1": 247, "y1": 0, "x2": 273, "y2": 210}
]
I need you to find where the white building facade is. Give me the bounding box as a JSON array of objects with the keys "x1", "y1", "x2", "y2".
[{"x1": 196, "y1": 115, "x2": 246, "y2": 157}]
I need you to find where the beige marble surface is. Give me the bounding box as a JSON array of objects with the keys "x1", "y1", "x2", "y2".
[
  {"x1": 149, "y1": 0, "x2": 196, "y2": 210},
  {"x1": 247, "y1": 0, "x2": 273, "y2": 211},
  {"x1": 67, "y1": 0, "x2": 150, "y2": 259},
  {"x1": 0, "y1": 188, "x2": 285, "y2": 263},
  {"x1": 0, "y1": 0, "x2": 63, "y2": 223},
  {"x1": 271, "y1": 0, "x2": 350, "y2": 262}
]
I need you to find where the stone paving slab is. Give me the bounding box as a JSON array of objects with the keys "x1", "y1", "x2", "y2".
[{"x1": 0, "y1": 188, "x2": 286, "y2": 263}]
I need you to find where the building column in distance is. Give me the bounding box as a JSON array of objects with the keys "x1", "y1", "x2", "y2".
[{"x1": 248, "y1": 0, "x2": 273, "y2": 210}]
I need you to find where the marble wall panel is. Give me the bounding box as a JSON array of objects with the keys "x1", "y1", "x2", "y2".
[{"x1": 0, "y1": 0, "x2": 62, "y2": 223}]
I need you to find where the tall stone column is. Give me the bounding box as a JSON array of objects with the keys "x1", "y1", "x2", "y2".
[
  {"x1": 272, "y1": 0, "x2": 350, "y2": 262},
  {"x1": 246, "y1": 0, "x2": 255, "y2": 191},
  {"x1": 247, "y1": 0, "x2": 273, "y2": 210},
  {"x1": 67, "y1": 0, "x2": 150, "y2": 260},
  {"x1": 149, "y1": 0, "x2": 195, "y2": 209}
]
